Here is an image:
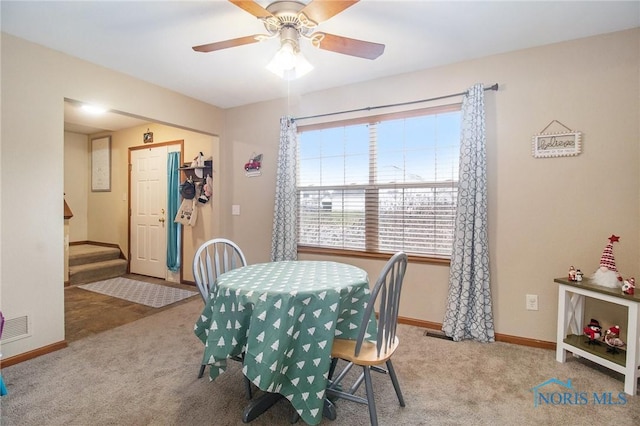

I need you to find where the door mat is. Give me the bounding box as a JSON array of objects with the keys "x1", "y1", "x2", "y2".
[{"x1": 79, "y1": 277, "x2": 198, "y2": 308}]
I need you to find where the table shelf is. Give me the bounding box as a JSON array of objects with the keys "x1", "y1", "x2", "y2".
[
  {"x1": 555, "y1": 277, "x2": 640, "y2": 395},
  {"x1": 563, "y1": 334, "x2": 626, "y2": 367}
]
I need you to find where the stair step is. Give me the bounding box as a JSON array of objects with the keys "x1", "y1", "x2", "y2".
[
  {"x1": 69, "y1": 245, "x2": 121, "y2": 267},
  {"x1": 69, "y1": 258, "x2": 128, "y2": 286}
]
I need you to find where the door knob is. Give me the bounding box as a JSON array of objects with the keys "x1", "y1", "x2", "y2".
[{"x1": 159, "y1": 217, "x2": 165, "y2": 223}]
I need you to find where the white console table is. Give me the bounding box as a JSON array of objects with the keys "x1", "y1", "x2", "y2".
[{"x1": 555, "y1": 277, "x2": 640, "y2": 395}]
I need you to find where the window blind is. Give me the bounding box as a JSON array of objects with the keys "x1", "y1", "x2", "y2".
[{"x1": 297, "y1": 105, "x2": 461, "y2": 259}]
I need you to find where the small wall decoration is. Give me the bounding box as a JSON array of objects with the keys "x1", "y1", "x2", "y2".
[
  {"x1": 91, "y1": 136, "x2": 111, "y2": 192},
  {"x1": 532, "y1": 120, "x2": 581, "y2": 158},
  {"x1": 143, "y1": 129, "x2": 153, "y2": 143},
  {"x1": 245, "y1": 153, "x2": 263, "y2": 177}
]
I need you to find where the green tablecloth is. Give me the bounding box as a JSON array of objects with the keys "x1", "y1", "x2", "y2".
[{"x1": 194, "y1": 260, "x2": 374, "y2": 425}]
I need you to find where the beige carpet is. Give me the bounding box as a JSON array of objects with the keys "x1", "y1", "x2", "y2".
[{"x1": 1, "y1": 299, "x2": 639, "y2": 425}]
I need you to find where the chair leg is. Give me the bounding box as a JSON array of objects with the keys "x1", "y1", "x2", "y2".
[
  {"x1": 386, "y1": 360, "x2": 405, "y2": 407},
  {"x1": 198, "y1": 364, "x2": 206, "y2": 379},
  {"x1": 363, "y1": 366, "x2": 378, "y2": 426}
]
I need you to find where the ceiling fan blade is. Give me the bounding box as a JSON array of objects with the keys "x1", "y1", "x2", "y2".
[
  {"x1": 313, "y1": 32, "x2": 385, "y2": 60},
  {"x1": 193, "y1": 35, "x2": 261, "y2": 53},
  {"x1": 228, "y1": 0, "x2": 274, "y2": 19},
  {"x1": 300, "y1": 0, "x2": 359, "y2": 24}
]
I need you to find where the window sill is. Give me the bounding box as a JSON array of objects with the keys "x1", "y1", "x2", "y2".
[{"x1": 297, "y1": 246, "x2": 451, "y2": 266}]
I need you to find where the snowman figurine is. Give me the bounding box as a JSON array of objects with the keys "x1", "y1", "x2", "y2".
[{"x1": 583, "y1": 318, "x2": 602, "y2": 345}]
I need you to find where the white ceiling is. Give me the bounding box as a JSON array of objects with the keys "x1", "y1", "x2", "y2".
[
  {"x1": 2, "y1": 1, "x2": 639, "y2": 134},
  {"x1": 63, "y1": 100, "x2": 153, "y2": 134}
]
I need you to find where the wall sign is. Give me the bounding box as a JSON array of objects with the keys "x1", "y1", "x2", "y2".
[
  {"x1": 91, "y1": 136, "x2": 111, "y2": 191},
  {"x1": 532, "y1": 120, "x2": 582, "y2": 158}
]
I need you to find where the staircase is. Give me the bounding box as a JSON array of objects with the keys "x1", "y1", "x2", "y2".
[{"x1": 68, "y1": 244, "x2": 128, "y2": 286}]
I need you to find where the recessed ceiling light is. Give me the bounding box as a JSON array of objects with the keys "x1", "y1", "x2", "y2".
[{"x1": 81, "y1": 104, "x2": 107, "y2": 114}]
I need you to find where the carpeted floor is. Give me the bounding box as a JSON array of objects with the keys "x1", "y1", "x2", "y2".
[{"x1": 2, "y1": 298, "x2": 639, "y2": 425}]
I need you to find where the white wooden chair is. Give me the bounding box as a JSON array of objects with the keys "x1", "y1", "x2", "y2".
[
  {"x1": 193, "y1": 238, "x2": 247, "y2": 303},
  {"x1": 193, "y1": 238, "x2": 252, "y2": 399},
  {"x1": 325, "y1": 252, "x2": 408, "y2": 425}
]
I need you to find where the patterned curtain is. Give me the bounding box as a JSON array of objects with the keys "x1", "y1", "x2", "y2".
[
  {"x1": 271, "y1": 116, "x2": 298, "y2": 261},
  {"x1": 442, "y1": 84, "x2": 495, "y2": 342},
  {"x1": 166, "y1": 151, "x2": 181, "y2": 272}
]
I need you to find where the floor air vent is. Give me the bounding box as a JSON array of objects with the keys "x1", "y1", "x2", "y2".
[{"x1": 424, "y1": 330, "x2": 454, "y2": 341}]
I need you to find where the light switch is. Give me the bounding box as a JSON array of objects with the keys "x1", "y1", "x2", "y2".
[{"x1": 232, "y1": 205, "x2": 240, "y2": 216}]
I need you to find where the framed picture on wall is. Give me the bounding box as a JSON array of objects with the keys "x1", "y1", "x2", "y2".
[{"x1": 91, "y1": 136, "x2": 111, "y2": 192}]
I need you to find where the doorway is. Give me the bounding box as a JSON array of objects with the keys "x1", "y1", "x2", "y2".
[{"x1": 129, "y1": 143, "x2": 182, "y2": 279}]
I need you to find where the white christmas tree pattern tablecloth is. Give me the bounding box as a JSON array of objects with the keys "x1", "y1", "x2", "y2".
[{"x1": 194, "y1": 260, "x2": 375, "y2": 425}]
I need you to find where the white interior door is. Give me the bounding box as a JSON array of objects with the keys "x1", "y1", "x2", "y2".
[{"x1": 130, "y1": 146, "x2": 169, "y2": 278}]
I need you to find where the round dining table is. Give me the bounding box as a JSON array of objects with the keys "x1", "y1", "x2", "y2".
[{"x1": 194, "y1": 260, "x2": 375, "y2": 425}]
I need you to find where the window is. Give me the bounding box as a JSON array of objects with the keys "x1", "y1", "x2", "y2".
[{"x1": 297, "y1": 104, "x2": 461, "y2": 260}]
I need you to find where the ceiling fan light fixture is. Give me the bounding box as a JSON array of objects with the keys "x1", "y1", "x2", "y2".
[
  {"x1": 194, "y1": 1, "x2": 384, "y2": 76},
  {"x1": 266, "y1": 39, "x2": 313, "y2": 80}
]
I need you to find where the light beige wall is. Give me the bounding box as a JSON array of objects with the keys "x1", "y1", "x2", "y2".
[
  {"x1": 180, "y1": 138, "x2": 221, "y2": 282},
  {"x1": 0, "y1": 33, "x2": 223, "y2": 358},
  {"x1": 2, "y1": 28, "x2": 638, "y2": 361},
  {"x1": 220, "y1": 102, "x2": 284, "y2": 265},
  {"x1": 64, "y1": 131, "x2": 90, "y2": 242},
  {"x1": 86, "y1": 123, "x2": 219, "y2": 282},
  {"x1": 223, "y1": 29, "x2": 640, "y2": 342}
]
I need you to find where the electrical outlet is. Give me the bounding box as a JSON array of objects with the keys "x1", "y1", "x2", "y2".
[{"x1": 526, "y1": 294, "x2": 539, "y2": 311}]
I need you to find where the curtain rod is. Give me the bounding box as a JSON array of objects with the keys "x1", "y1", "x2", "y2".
[{"x1": 292, "y1": 83, "x2": 498, "y2": 122}]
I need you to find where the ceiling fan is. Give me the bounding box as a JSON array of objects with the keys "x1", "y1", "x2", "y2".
[{"x1": 192, "y1": 0, "x2": 385, "y2": 62}]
